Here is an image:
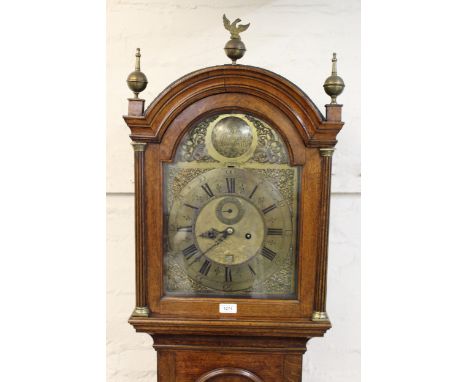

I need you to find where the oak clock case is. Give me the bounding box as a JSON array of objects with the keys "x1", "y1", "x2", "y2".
[
  {"x1": 123, "y1": 14, "x2": 345, "y2": 382},
  {"x1": 164, "y1": 113, "x2": 299, "y2": 298}
]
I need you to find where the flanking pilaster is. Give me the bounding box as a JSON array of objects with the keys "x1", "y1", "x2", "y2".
[
  {"x1": 131, "y1": 142, "x2": 149, "y2": 317},
  {"x1": 313, "y1": 147, "x2": 334, "y2": 321}
]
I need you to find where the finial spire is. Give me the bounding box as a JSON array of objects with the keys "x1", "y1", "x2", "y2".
[
  {"x1": 331, "y1": 52, "x2": 337, "y2": 75},
  {"x1": 135, "y1": 48, "x2": 141, "y2": 71},
  {"x1": 323, "y1": 52, "x2": 345, "y2": 104},
  {"x1": 126, "y1": 48, "x2": 148, "y2": 99}
]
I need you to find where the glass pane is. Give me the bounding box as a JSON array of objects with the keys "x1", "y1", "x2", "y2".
[{"x1": 163, "y1": 113, "x2": 300, "y2": 299}]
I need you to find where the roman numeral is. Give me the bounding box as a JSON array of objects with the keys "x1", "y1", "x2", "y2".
[
  {"x1": 226, "y1": 178, "x2": 235, "y2": 193},
  {"x1": 177, "y1": 225, "x2": 193, "y2": 232},
  {"x1": 199, "y1": 259, "x2": 212, "y2": 276},
  {"x1": 182, "y1": 244, "x2": 198, "y2": 260},
  {"x1": 262, "y1": 204, "x2": 277, "y2": 214},
  {"x1": 201, "y1": 183, "x2": 214, "y2": 197},
  {"x1": 248, "y1": 185, "x2": 258, "y2": 199},
  {"x1": 184, "y1": 203, "x2": 199, "y2": 210},
  {"x1": 267, "y1": 228, "x2": 283, "y2": 236},
  {"x1": 261, "y1": 246, "x2": 277, "y2": 261},
  {"x1": 248, "y1": 264, "x2": 256, "y2": 276},
  {"x1": 225, "y1": 267, "x2": 232, "y2": 282}
]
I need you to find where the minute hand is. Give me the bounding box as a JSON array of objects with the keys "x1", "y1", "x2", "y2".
[
  {"x1": 203, "y1": 236, "x2": 226, "y2": 255},
  {"x1": 189, "y1": 235, "x2": 226, "y2": 266}
]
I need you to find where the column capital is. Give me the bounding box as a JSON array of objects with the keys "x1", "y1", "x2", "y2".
[
  {"x1": 131, "y1": 142, "x2": 147, "y2": 152},
  {"x1": 319, "y1": 147, "x2": 335, "y2": 157}
]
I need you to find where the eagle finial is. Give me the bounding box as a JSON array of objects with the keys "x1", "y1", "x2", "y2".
[
  {"x1": 223, "y1": 14, "x2": 250, "y2": 40},
  {"x1": 222, "y1": 14, "x2": 250, "y2": 64}
]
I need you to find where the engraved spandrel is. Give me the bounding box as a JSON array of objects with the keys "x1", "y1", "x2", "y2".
[
  {"x1": 246, "y1": 115, "x2": 288, "y2": 164},
  {"x1": 251, "y1": 169, "x2": 295, "y2": 206},
  {"x1": 178, "y1": 116, "x2": 217, "y2": 162},
  {"x1": 166, "y1": 168, "x2": 210, "y2": 208},
  {"x1": 176, "y1": 114, "x2": 288, "y2": 165}
]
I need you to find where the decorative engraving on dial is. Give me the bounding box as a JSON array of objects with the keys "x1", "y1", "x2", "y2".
[
  {"x1": 164, "y1": 165, "x2": 298, "y2": 296},
  {"x1": 164, "y1": 112, "x2": 298, "y2": 297},
  {"x1": 176, "y1": 113, "x2": 287, "y2": 165},
  {"x1": 206, "y1": 114, "x2": 258, "y2": 163},
  {"x1": 165, "y1": 258, "x2": 211, "y2": 292},
  {"x1": 253, "y1": 254, "x2": 294, "y2": 294},
  {"x1": 246, "y1": 115, "x2": 288, "y2": 164},
  {"x1": 197, "y1": 194, "x2": 264, "y2": 267},
  {"x1": 254, "y1": 168, "x2": 295, "y2": 204},
  {"x1": 211, "y1": 116, "x2": 254, "y2": 158},
  {"x1": 167, "y1": 167, "x2": 293, "y2": 292},
  {"x1": 179, "y1": 116, "x2": 217, "y2": 162},
  {"x1": 167, "y1": 167, "x2": 209, "y2": 208}
]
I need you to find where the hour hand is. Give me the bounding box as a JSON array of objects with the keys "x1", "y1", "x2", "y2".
[{"x1": 199, "y1": 228, "x2": 222, "y2": 239}]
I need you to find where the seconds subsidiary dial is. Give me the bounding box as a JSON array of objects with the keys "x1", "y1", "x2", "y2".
[{"x1": 168, "y1": 167, "x2": 293, "y2": 292}]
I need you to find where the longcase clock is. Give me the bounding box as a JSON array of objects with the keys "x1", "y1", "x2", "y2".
[{"x1": 123, "y1": 15, "x2": 345, "y2": 382}]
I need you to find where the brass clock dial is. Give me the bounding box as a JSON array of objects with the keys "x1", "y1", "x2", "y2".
[
  {"x1": 164, "y1": 113, "x2": 299, "y2": 298},
  {"x1": 168, "y1": 167, "x2": 293, "y2": 291}
]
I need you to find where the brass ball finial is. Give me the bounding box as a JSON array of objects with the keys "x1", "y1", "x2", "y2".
[
  {"x1": 127, "y1": 48, "x2": 148, "y2": 99},
  {"x1": 223, "y1": 14, "x2": 250, "y2": 64},
  {"x1": 323, "y1": 53, "x2": 345, "y2": 104}
]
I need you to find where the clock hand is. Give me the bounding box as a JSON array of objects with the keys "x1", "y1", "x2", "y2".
[
  {"x1": 199, "y1": 228, "x2": 222, "y2": 239},
  {"x1": 221, "y1": 226, "x2": 235, "y2": 237},
  {"x1": 206, "y1": 236, "x2": 225, "y2": 253},
  {"x1": 188, "y1": 235, "x2": 226, "y2": 266},
  {"x1": 190, "y1": 227, "x2": 235, "y2": 265},
  {"x1": 199, "y1": 226, "x2": 235, "y2": 239}
]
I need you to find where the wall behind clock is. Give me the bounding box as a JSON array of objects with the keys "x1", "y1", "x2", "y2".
[{"x1": 106, "y1": 1, "x2": 360, "y2": 381}]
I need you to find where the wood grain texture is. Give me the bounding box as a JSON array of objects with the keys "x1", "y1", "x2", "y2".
[
  {"x1": 152, "y1": 335, "x2": 308, "y2": 353},
  {"x1": 132, "y1": 143, "x2": 148, "y2": 312},
  {"x1": 137, "y1": 104, "x2": 328, "y2": 321},
  {"x1": 157, "y1": 351, "x2": 175, "y2": 381},
  {"x1": 283, "y1": 355, "x2": 303, "y2": 382},
  {"x1": 122, "y1": 64, "x2": 345, "y2": 380},
  {"x1": 325, "y1": 104, "x2": 342, "y2": 122},
  {"x1": 314, "y1": 150, "x2": 334, "y2": 314},
  {"x1": 129, "y1": 317, "x2": 330, "y2": 338},
  {"x1": 123, "y1": 65, "x2": 344, "y2": 148},
  {"x1": 158, "y1": 92, "x2": 306, "y2": 165},
  {"x1": 196, "y1": 368, "x2": 263, "y2": 382},
  {"x1": 153, "y1": 335, "x2": 306, "y2": 382},
  {"x1": 128, "y1": 98, "x2": 145, "y2": 116}
]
